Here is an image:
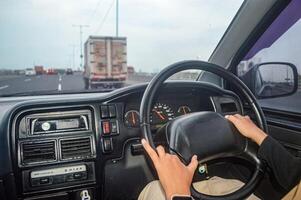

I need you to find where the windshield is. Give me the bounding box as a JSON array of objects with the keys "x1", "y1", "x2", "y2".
[{"x1": 0, "y1": 0, "x2": 243, "y2": 96}]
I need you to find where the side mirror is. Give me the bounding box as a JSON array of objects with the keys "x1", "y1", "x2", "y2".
[{"x1": 240, "y1": 62, "x2": 299, "y2": 99}]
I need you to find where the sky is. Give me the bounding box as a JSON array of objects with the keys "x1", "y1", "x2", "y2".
[
  {"x1": 0, "y1": 0, "x2": 243, "y2": 72},
  {"x1": 255, "y1": 19, "x2": 301, "y2": 71}
]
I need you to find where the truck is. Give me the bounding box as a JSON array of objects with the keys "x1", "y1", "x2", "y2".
[
  {"x1": 83, "y1": 36, "x2": 128, "y2": 89},
  {"x1": 34, "y1": 65, "x2": 44, "y2": 75}
]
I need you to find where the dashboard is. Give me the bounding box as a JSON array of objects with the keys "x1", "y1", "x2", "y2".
[{"x1": 0, "y1": 81, "x2": 243, "y2": 200}]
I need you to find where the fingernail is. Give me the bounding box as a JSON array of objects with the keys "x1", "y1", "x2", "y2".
[
  {"x1": 225, "y1": 115, "x2": 229, "y2": 119},
  {"x1": 141, "y1": 139, "x2": 146, "y2": 144},
  {"x1": 193, "y1": 155, "x2": 198, "y2": 160}
]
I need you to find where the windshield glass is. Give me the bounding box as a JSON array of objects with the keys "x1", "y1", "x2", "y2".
[{"x1": 0, "y1": 0, "x2": 243, "y2": 96}]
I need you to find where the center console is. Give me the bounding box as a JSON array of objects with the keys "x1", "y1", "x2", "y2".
[{"x1": 13, "y1": 107, "x2": 99, "y2": 200}]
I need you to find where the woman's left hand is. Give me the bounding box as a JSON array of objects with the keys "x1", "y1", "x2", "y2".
[{"x1": 141, "y1": 139, "x2": 198, "y2": 200}]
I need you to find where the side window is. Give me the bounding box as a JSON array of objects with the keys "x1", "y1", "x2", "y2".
[{"x1": 237, "y1": 3, "x2": 301, "y2": 113}]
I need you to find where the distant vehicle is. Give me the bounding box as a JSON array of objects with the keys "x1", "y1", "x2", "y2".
[
  {"x1": 66, "y1": 68, "x2": 73, "y2": 75},
  {"x1": 25, "y1": 68, "x2": 36, "y2": 76},
  {"x1": 83, "y1": 36, "x2": 128, "y2": 89},
  {"x1": 15, "y1": 70, "x2": 25, "y2": 75},
  {"x1": 34, "y1": 65, "x2": 44, "y2": 75},
  {"x1": 47, "y1": 68, "x2": 58, "y2": 75}
]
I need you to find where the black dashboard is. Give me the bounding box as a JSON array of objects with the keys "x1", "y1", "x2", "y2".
[{"x1": 0, "y1": 81, "x2": 243, "y2": 200}]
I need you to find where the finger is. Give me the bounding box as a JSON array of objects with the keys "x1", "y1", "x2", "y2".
[
  {"x1": 234, "y1": 114, "x2": 243, "y2": 119},
  {"x1": 141, "y1": 139, "x2": 159, "y2": 164},
  {"x1": 225, "y1": 115, "x2": 239, "y2": 125},
  {"x1": 187, "y1": 155, "x2": 198, "y2": 173},
  {"x1": 244, "y1": 115, "x2": 251, "y2": 121},
  {"x1": 156, "y1": 146, "x2": 166, "y2": 158}
]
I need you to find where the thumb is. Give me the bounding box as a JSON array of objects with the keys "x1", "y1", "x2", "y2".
[{"x1": 187, "y1": 155, "x2": 198, "y2": 173}]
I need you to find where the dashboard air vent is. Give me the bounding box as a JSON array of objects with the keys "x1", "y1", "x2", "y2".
[
  {"x1": 60, "y1": 137, "x2": 93, "y2": 160},
  {"x1": 21, "y1": 141, "x2": 56, "y2": 165}
]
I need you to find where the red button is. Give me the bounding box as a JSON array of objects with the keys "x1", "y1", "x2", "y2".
[{"x1": 102, "y1": 121, "x2": 111, "y2": 134}]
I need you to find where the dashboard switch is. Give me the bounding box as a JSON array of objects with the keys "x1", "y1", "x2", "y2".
[
  {"x1": 73, "y1": 172, "x2": 83, "y2": 179},
  {"x1": 108, "y1": 105, "x2": 116, "y2": 118},
  {"x1": 39, "y1": 177, "x2": 50, "y2": 185},
  {"x1": 103, "y1": 138, "x2": 113, "y2": 153},
  {"x1": 102, "y1": 121, "x2": 111, "y2": 135},
  {"x1": 111, "y1": 121, "x2": 118, "y2": 133},
  {"x1": 100, "y1": 105, "x2": 109, "y2": 118}
]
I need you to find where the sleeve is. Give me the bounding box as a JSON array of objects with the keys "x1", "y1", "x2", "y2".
[{"x1": 258, "y1": 136, "x2": 301, "y2": 191}]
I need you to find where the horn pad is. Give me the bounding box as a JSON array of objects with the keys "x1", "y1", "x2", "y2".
[{"x1": 166, "y1": 111, "x2": 247, "y2": 162}]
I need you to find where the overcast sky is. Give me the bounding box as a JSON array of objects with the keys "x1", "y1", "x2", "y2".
[{"x1": 0, "y1": 0, "x2": 243, "y2": 72}]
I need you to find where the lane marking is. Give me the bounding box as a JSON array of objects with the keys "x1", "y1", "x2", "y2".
[
  {"x1": 58, "y1": 83, "x2": 62, "y2": 91},
  {"x1": 24, "y1": 78, "x2": 31, "y2": 82},
  {"x1": 0, "y1": 85, "x2": 9, "y2": 90},
  {"x1": 59, "y1": 75, "x2": 62, "y2": 82}
]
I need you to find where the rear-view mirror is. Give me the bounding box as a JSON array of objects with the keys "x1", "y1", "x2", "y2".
[{"x1": 240, "y1": 62, "x2": 299, "y2": 99}]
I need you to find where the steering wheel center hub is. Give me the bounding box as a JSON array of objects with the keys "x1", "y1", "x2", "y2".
[{"x1": 166, "y1": 111, "x2": 246, "y2": 164}]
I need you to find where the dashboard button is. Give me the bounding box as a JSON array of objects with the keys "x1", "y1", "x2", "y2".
[
  {"x1": 73, "y1": 172, "x2": 83, "y2": 179},
  {"x1": 111, "y1": 121, "x2": 118, "y2": 133},
  {"x1": 103, "y1": 138, "x2": 113, "y2": 152},
  {"x1": 101, "y1": 105, "x2": 109, "y2": 118},
  {"x1": 108, "y1": 105, "x2": 116, "y2": 118},
  {"x1": 39, "y1": 177, "x2": 50, "y2": 185},
  {"x1": 102, "y1": 121, "x2": 111, "y2": 135}
]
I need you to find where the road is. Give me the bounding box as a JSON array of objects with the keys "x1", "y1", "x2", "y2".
[
  {"x1": 0, "y1": 74, "x2": 85, "y2": 95},
  {"x1": 0, "y1": 74, "x2": 300, "y2": 113},
  {"x1": 0, "y1": 74, "x2": 145, "y2": 96}
]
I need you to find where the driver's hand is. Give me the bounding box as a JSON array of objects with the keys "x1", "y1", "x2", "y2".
[
  {"x1": 141, "y1": 139, "x2": 198, "y2": 200},
  {"x1": 225, "y1": 114, "x2": 267, "y2": 145}
]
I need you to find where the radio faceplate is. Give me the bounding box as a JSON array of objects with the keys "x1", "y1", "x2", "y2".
[
  {"x1": 17, "y1": 109, "x2": 93, "y2": 139},
  {"x1": 30, "y1": 115, "x2": 88, "y2": 135}
]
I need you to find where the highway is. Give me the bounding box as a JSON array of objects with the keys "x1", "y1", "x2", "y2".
[
  {"x1": 0, "y1": 74, "x2": 146, "y2": 96},
  {"x1": 0, "y1": 74, "x2": 85, "y2": 95},
  {"x1": 0, "y1": 74, "x2": 300, "y2": 113}
]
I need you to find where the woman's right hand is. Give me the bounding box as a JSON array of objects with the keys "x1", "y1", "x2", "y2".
[{"x1": 225, "y1": 114, "x2": 267, "y2": 145}]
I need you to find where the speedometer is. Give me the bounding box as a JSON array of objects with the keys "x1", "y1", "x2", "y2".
[{"x1": 150, "y1": 103, "x2": 174, "y2": 125}]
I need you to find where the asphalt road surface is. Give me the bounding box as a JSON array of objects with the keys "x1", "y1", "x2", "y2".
[
  {"x1": 0, "y1": 74, "x2": 85, "y2": 95},
  {"x1": 0, "y1": 74, "x2": 144, "y2": 96},
  {"x1": 0, "y1": 74, "x2": 300, "y2": 112}
]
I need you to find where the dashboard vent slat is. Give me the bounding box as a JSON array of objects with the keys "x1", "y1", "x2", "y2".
[
  {"x1": 60, "y1": 137, "x2": 93, "y2": 160},
  {"x1": 21, "y1": 141, "x2": 56, "y2": 165}
]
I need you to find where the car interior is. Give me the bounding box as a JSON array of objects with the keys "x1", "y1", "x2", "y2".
[{"x1": 0, "y1": 0, "x2": 300, "y2": 200}]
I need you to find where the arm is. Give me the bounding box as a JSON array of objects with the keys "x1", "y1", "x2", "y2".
[
  {"x1": 226, "y1": 114, "x2": 301, "y2": 191},
  {"x1": 258, "y1": 136, "x2": 301, "y2": 191}
]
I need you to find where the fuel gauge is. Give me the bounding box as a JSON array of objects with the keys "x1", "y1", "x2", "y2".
[
  {"x1": 124, "y1": 110, "x2": 140, "y2": 127},
  {"x1": 177, "y1": 105, "x2": 191, "y2": 115}
]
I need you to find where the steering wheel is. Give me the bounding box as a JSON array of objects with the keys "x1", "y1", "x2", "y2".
[{"x1": 139, "y1": 60, "x2": 266, "y2": 200}]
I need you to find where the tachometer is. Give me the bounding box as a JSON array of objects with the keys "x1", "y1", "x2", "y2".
[
  {"x1": 124, "y1": 110, "x2": 140, "y2": 127},
  {"x1": 150, "y1": 103, "x2": 174, "y2": 125}
]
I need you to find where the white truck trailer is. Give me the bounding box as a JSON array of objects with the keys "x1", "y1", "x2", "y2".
[{"x1": 83, "y1": 36, "x2": 127, "y2": 89}]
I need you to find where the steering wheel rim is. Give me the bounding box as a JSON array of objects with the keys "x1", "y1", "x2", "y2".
[{"x1": 139, "y1": 60, "x2": 267, "y2": 200}]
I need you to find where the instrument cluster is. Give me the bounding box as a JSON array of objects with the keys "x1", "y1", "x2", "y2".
[{"x1": 124, "y1": 102, "x2": 193, "y2": 128}]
